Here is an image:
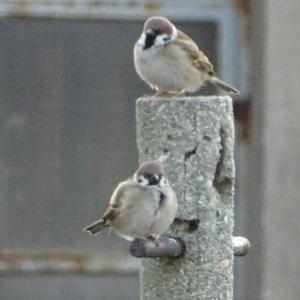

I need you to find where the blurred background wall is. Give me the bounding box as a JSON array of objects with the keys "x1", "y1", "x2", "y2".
[
  {"x1": 0, "y1": 0, "x2": 299, "y2": 300},
  {"x1": 244, "y1": 0, "x2": 300, "y2": 299}
]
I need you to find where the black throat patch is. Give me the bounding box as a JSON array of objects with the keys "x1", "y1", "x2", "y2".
[{"x1": 159, "y1": 191, "x2": 166, "y2": 206}]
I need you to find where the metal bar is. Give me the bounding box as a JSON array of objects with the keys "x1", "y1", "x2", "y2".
[
  {"x1": 130, "y1": 236, "x2": 250, "y2": 259},
  {"x1": 130, "y1": 237, "x2": 185, "y2": 258},
  {"x1": 0, "y1": 251, "x2": 139, "y2": 276},
  {"x1": 232, "y1": 236, "x2": 251, "y2": 257}
]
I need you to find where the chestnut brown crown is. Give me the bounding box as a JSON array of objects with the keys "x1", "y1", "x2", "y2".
[
  {"x1": 136, "y1": 161, "x2": 165, "y2": 178},
  {"x1": 144, "y1": 16, "x2": 174, "y2": 36}
]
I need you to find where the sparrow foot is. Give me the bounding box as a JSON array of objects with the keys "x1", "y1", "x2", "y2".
[
  {"x1": 147, "y1": 235, "x2": 160, "y2": 247},
  {"x1": 153, "y1": 90, "x2": 165, "y2": 97}
]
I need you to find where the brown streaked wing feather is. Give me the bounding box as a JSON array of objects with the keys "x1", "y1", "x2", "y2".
[
  {"x1": 104, "y1": 181, "x2": 130, "y2": 222},
  {"x1": 175, "y1": 30, "x2": 215, "y2": 75},
  {"x1": 101, "y1": 205, "x2": 118, "y2": 222},
  {"x1": 109, "y1": 181, "x2": 128, "y2": 206}
]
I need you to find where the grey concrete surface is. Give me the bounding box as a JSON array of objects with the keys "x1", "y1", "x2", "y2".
[{"x1": 136, "y1": 97, "x2": 235, "y2": 300}]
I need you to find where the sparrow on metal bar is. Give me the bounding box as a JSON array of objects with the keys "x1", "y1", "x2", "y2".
[
  {"x1": 84, "y1": 161, "x2": 178, "y2": 242},
  {"x1": 134, "y1": 16, "x2": 239, "y2": 96}
]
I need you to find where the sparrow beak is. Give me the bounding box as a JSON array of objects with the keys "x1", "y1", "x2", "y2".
[{"x1": 143, "y1": 29, "x2": 157, "y2": 50}]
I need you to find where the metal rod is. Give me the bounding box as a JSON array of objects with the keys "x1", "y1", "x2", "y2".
[
  {"x1": 233, "y1": 236, "x2": 251, "y2": 257},
  {"x1": 129, "y1": 235, "x2": 250, "y2": 258},
  {"x1": 0, "y1": 251, "x2": 138, "y2": 276},
  {"x1": 130, "y1": 237, "x2": 185, "y2": 259}
]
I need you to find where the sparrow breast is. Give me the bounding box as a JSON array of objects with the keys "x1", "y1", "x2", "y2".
[
  {"x1": 111, "y1": 181, "x2": 177, "y2": 241},
  {"x1": 134, "y1": 40, "x2": 207, "y2": 93},
  {"x1": 149, "y1": 186, "x2": 178, "y2": 238}
]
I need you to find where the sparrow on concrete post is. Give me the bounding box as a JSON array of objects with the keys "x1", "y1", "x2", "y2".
[
  {"x1": 84, "y1": 161, "x2": 178, "y2": 242},
  {"x1": 134, "y1": 16, "x2": 239, "y2": 96}
]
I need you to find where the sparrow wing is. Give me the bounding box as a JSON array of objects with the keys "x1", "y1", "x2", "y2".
[
  {"x1": 91, "y1": 179, "x2": 136, "y2": 225},
  {"x1": 84, "y1": 203, "x2": 118, "y2": 235},
  {"x1": 84, "y1": 181, "x2": 129, "y2": 236},
  {"x1": 109, "y1": 180, "x2": 128, "y2": 207},
  {"x1": 175, "y1": 31, "x2": 239, "y2": 94},
  {"x1": 175, "y1": 30, "x2": 215, "y2": 75},
  {"x1": 101, "y1": 205, "x2": 117, "y2": 222},
  {"x1": 100, "y1": 181, "x2": 130, "y2": 223}
]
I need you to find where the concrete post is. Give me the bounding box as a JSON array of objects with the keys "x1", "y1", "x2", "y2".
[{"x1": 136, "y1": 96, "x2": 235, "y2": 300}]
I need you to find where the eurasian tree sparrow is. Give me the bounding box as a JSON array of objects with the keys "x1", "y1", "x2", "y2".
[
  {"x1": 84, "y1": 161, "x2": 178, "y2": 242},
  {"x1": 134, "y1": 16, "x2": 239, "y2": 96}
]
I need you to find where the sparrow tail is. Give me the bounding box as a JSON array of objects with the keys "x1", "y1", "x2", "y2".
[
  {"x1": 211, "y1": 77, "x2": 240, "y2": 95},
  {"x1": 84, "y1": 219, "x2": 107, "y2": 236}
]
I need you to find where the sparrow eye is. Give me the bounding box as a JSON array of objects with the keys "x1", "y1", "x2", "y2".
[{"x1": 154, "y1": 174, "x2": 159, "y2": 181}]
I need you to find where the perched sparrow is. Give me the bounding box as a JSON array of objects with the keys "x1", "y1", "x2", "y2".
[
  {"x1": 84, "y1": 161, "x2": 178, "y2": 242},
  {"x1": 134, "y1": 16, "x2": 239, "y2": 96}
]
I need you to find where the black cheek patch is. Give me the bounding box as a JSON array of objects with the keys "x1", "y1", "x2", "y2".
[{"x1": 144, "y1": 34, "x2": 156, "y2": 49}]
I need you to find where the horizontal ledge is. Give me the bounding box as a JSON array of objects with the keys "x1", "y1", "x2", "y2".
[
  {"x1": 137, "y1": 95, "x2": 232, "y2": 103},
  {"x1": 0, "y1": 2, "x2": 233, "y2": 20},
  {"x1": 0, "y1": 251, "x2": 138, "y2": 276},
  {"x1": 129, "y1": 236, "x2": 251, "y2": 258}
]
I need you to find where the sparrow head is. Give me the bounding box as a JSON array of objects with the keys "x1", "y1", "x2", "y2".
[
  {"x1": 139, "y1": 16, "x2": 178, "y2": 50},
  {"x1": 133, "y1": 161, "x2": 168, "y2": 187}
]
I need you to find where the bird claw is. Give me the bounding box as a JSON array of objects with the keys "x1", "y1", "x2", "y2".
[
  {"x1": 147, "y1": 236, "x2": 160, "y2": 247},
  {"x1": 153, "y1": 90, "x2": 165, "y2": 97}
]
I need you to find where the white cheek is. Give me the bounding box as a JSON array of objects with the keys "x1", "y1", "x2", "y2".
[
  {"x1": 139, "y1": 179, "x2": 148, "y2": 187},
  {"x1": 154, "y1": 28, "x2": 177, "y2": 47},
  {"x1": 137, "y1": 33, "x2": 146, "y2": 47},
  {"x1": 133, "y1": 174, "x2": 149, "y2": 187},
  {"x1": 154, "y1": 34, "x2": 169, "y2": 46},
  {"x1": 159, "y1": 178, "x2": 169, "y2": 187}
]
